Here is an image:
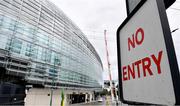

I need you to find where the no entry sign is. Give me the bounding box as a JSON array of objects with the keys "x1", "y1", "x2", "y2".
[{"x1": 117, "y1": 0, "x2": 180, "y2": 105}]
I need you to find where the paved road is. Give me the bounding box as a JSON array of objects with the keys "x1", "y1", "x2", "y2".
[
  {"x1": 83, "y1": 101, "x2": 120, "y2": 106},
  {"x1": 70, "y1": 101, "x2": 118, "y2": 106},
  {"x1": 70, "y1": 99, "x2": 123, "y2": 106},
  {"x1": 71, "y1": 101, "x2": 126, "y2": 106}
]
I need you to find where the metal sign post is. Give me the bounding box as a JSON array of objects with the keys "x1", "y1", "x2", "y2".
[{"x1": 117, "y1": 0, "x2": 180, "y2": 105}]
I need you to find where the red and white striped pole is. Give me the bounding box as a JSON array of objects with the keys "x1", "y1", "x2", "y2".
[{"x1": 104, "y1": 30, "x2": 114, "y2": 101}]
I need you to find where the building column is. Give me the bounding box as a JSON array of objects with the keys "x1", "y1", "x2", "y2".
[{"x1": 85, "y1": 93, "x2": 88, "y2": 103}]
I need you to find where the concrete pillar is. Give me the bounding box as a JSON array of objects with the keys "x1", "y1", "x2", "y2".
[
  {"x1": 25, "y1": 88, "x2": 52, "y2": 106},
  {"x1": 85, "y1": 93, "x2": 88, "y2": 103},
  {"x1": 89, "y1": 92, "x2": 93, "y2": 102},
  {"x1": 25, "y1": 88, "x2": 68, "y2": 106},
  {"x1": 92, "y1": 92, "x2": 94, "y2": 101}
]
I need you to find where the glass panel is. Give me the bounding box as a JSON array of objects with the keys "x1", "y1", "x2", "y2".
[
  {"x1": 10, "y1": 38, "x2": 22, "y2": 54},
  {"x1": 25, "y1": 43, "x2": 32, "y2": 57}
]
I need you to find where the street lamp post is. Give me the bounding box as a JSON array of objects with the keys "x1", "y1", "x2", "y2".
[
  {"x1": 50, "y1": 85, "x2": 54, "y2": 106},
  {"x1": 50, "y1": 58, "x2": 58, "y2": 106}
]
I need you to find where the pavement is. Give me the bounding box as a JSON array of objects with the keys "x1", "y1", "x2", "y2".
[{"x1": 69, "y1": 97, "x2": 126, "y2": 106}]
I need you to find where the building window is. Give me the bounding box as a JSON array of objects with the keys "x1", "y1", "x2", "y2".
[
  {"x1": 10, "y1": 38, "x2": 22, "y2": 54},
  {"x1": 25, "y1": 43, "x2": 32, "y2": 57}
]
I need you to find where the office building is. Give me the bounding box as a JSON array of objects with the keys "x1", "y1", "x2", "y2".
[{"x1": 0, "y1": 0, "x2": 103, "y2": 105}]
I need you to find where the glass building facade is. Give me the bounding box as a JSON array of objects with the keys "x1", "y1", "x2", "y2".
[{"x1": 0, "y1": 0, "x2": 103, "y2": 89}]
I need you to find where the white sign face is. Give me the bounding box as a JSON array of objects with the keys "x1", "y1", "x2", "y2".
[{"x1": 119, "y1": 0, "x2": 176, "y2": 105}]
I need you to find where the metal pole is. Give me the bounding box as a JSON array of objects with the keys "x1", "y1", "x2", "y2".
[
  {"x1": 50, "y1": 58, "x2": 56, "y2": 106},
  {"x1": 104, "y1": 30, "x2": 114, "y2": 101},
  {"x1": 50, "y1": 88, "x2": 53, "y2": 106}
]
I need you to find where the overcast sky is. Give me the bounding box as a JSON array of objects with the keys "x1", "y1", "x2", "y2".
[{"x1": 49, "y1": 0, "x2": 180, "y2": 81}]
